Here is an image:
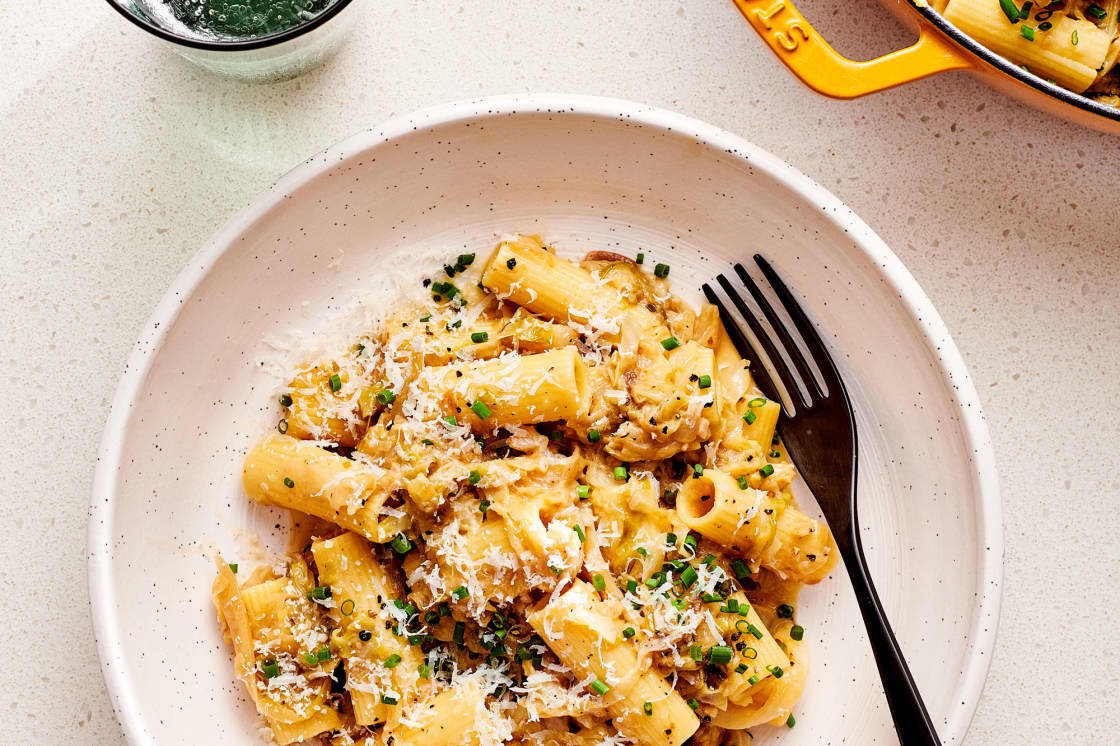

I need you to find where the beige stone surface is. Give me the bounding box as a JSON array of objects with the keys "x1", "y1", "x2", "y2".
[{"x1": 1, "y1": 0, "x2": 1116, "y2": 743}]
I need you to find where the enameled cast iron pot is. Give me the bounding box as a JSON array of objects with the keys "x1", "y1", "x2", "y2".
[{"x1": 735, "y1": 0, "x2": 1120, "y2": 134}]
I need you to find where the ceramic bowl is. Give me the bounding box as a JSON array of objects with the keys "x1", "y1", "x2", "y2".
[{"x1": 88, "y1": 94, "x2": 1001, "y2": 745}]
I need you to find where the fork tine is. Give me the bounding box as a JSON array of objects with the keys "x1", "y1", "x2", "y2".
[
  {"x1": 753, "y1": 255, "x2": 846, "y2": 398},
  {"x1": 702, "y1": 284, "x2": 781, "y2": 404},
  {"x1": 733, "y1": 263, "x2": 825, "y2": 401},
  {"x1": 714, "y1": 273, "x2": 810, "y2": 411}
]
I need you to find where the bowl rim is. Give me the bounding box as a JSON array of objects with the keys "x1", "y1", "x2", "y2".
[
  {"x1": 103, "y1": 0, "x2": 354, "y2": 52},
  {"x1": 908, "y1": 0, "x2": 1120, "y2": 124},
  {"x1": 87, "y1": 93, "x2": 1003, "y2": 745}
]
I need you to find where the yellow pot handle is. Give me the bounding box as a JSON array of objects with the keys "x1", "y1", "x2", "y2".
[{"x1": 732, "y1": 0, "x2": 974, "y2": 98}]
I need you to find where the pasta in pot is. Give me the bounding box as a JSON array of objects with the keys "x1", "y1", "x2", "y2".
[
  {"x1": 213, "y1": 235, "x2": 838, "y2": 744},
  {"x1": 938, "y1": 0, "x2": 1120, "y2": 100}
]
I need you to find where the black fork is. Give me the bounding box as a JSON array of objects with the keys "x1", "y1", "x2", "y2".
[{"x1": 703, "y1": 255, "x2": 940, "y2": 746}]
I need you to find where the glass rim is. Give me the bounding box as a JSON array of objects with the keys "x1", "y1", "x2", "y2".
[{"x1": 104, "y1": 0, "x2": 355, "y2": 52}]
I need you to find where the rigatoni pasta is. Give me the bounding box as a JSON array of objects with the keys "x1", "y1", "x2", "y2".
[{"x1": 214, "y1": 234, "x2": 838, "y2": 744}]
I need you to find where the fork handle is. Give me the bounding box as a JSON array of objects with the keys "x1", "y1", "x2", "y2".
[{"x1": 839, "y1": 530, "x2": 942, "y2": 745}]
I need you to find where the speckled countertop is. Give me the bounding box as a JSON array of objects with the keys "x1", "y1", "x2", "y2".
[{"x1": 1, "y1": 1, "x2": 1117, "y2": 744}]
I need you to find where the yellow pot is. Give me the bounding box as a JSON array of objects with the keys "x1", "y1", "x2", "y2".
[{"x1": 733, "y1": 0, "x2": 1120, "y2": 134}]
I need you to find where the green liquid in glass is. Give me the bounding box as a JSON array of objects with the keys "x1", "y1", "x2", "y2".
[{"x1": 165, "y1": 0, "x2": 334, "y2": 38}]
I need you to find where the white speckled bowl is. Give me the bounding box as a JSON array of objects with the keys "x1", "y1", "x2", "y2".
[{"x1": 88, "y1": 95, "x2": 1001, "y2": 745}]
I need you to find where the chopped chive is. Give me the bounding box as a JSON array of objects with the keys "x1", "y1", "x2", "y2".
[
  {"x1": 443, "y1": 415, "x2": 459, "y2": 429},
  {"x1": 390, "y1": 535, "x2": 412, "y2": 554},
  {"x1": 468, "y1": 469, "x2": 482, "y2": 485},
  {"x1": 228, "y1": 563, "x2": 238, "y2": 574},
  {"x1": 680, "y1": 565, "x2": 699, "y2": 588},
  {"x1": 748, "y1": 397, "x2": 767, "y2": 408},
  {"x1": 1020, "y1": 24, "x2": 1035, "y2": 40},
  {"x1": 453, "y1": 621, "x2": 465, "y2": 645},
  {"x1": 277, "y1": 418, "x2": 288, "y2": 434},
  {"x1": 684, "y1": 534, "x2": 698, "y2": 551},
  {"x1": 748, "y1": 674, "x2": 760, "y2": 685},
  {"x1": 1038, "y1": 20, "x2": 1052, "y2": 29},
  {"x1": 736, "y1": 475, "x2": 750, "y2": 490},
  {"x1": 309, "y1": 585, "x2": 331, "y2": 601},
  {"x1": 283, "y1": 477, "x2": 295, "y2": 488},
  {"x1": 279, "y1": 394, "x2": 293, "y2": 407},
  {"x1": 613, "y1": 465, "x2": 629, "y2": 481},
  {"x1": 576, "y1": 484, "x2": 591, "y2": 499},
  {"x1": 697, "y1": 374, "x2": 712, "y2": 389},
  {"x1": 692, "y1": 463, "x2": 704, "y2": 478},
  {"x1": 701, "y1": 592, "x2": 723, "y2": 603},
  {"x1": 666, "y1": 532, "x2": 677, "y2": 546},
  {"x1": 622, "y1": 627, "x2": 636, "y2": 638},
  {"x1": 587, "y1": 428, "x2": 601, "y2": 442},
  {"x1": 418, "y1": 663, "x2": 430, "y2": 679},
  {"x1": 1088, "y1": 2, "x2": 1106, "y2": 18},
  {"x1": 707, "y1": 645, "x2": 734, "y2": 665},
  {"x1": 1072, "y1": 29, "x2": 1079, "y2": 44},
  {"x1": 592, "y1": 573, "x2": 607, "y2": 591},
  {"x1": 590, "y1": 679, "x2": 610, "y2": 696},
  {"x1": 452, "y1": 585, "x2": 469, "y2": 600},
  {"x1": 654, "y1": 263, "x2": 670, "y2": 278},
  {"x1": 383, "y1": 654, "x2": 402, "y2": 668},
  {"x1": 735, "y1": 663, "x2": 749, "y2": 674},
  {"x1": 770, "y1": 449, "x2": 781, "y2": 458},
  {"x1": 548, "y1": 429, "x2": 563, "y2": 441},
  {"x1": 636, "y1": 252, "x2": 645, "y2": 264},
  {"x1": 302, "y1": 652, "x2": 317, "y2": 665},
  {"x1": 329, "y1": 373, "x2": 342, "y2": 392},
  {"x1": 1019, "y1": 0, "x2": 1033, "y2": 15},
  {"x1": 660, "y1": 336, "x2": 680, "y2": 351},
  {"x1": 340, "y1": 599, "x2": 356, "y2": 616},
  {"x1": 690, "y1": 645, "x2": 703, "y2": 662},
  {"x1": 743, "y1": 410, "x2": 757, "y2": 425},
  {"x1": 458, "y1": 253, "x2": 476, "y2": 267},
  {"x1": 999, "y1": 0, "x2": 1020, "y2": 21},
  {"x1": 769, "y1": 665, "x2": 784, "y2": 679},
  {"x1": 759, "y1": 464, "x2": 775, "y2": 478},
  {"x1": 421, "y1": 438, "x2": 434, "y2": 445},
  {"x1": 786, "y1": 713, "x2": 796, "y2": 728},
  {"x1": 726, "y1": 598, "x2": 740, "y2": 613},
  {"x1": 381, "y1": 694, "x2": 398, "y2": 705},
  {"x1": 776, "y1": 603, "x2": 795, "y2": 618},
  {"x1": 470, "y1": 400, "x2": 492, "y2": 420},
  {"x1": 730, "y1": 559, "x2": 752, "y2": 578},
  {"x1": 317, "y1": 647, "x2": 331, "y2": 662},
  {"x1": 687, "y1": 697, "x2": 699, "y2": 711},
  {"x1": 747, "y1": 624, "x2": 763, "y2": 639},
  {"x1": 626, "y1": 579, "x2": 639, "y2": 593},
  {"x1": 644, "y1": 575, "x2": 662, "y2": 589},
  {"x1": 260, "y1": 658, "x2": 280, "y2": 678},
  {"x1": 479, "y1": 499, "x2": 490, "y2": 515},
  {"x1": 419, "y1": 315, "x2": 431, "y2": 322},
  {"x1": 790, "y1": 624, "x2": 805, "y2": 641},
  {"x1": 444, "y1": 264, "x2": 457, "y2": 277},
  {"x1": 470, "y1": 331, "x2": 489, "y2": 343},
  {"x1": 573, "y1": 525, "x2": 586, "y2": 542},
  {"x1": 636, "y1": 547, "x2": 648, "y2": 556},
  {"x1": 376, "y1": 389, "x2": 396, "y2": 406},
  {"x1": 643, "y1": 701, "x2": 653, "y2": 716}
]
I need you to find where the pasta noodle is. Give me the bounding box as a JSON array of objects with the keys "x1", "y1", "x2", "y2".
[
  {"x1": 939, "y1": 0, "x2": 1120, "y2": 98},
  {"x1": 213, "y1": 235, "x2": 839, "y2": 744}
]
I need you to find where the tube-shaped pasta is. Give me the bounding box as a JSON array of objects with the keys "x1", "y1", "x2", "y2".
[
  {"x1": 677, "y1": 469, "x2": 837, "y2": 583},
  {"x1": 284, "y1": 361, "x2": 367, "y2": 447},
  {"x1": 527, "y1": 580, "x2": 699, "y2": 746},
  {"x1": 417, "y1": 346, "x2": 590, "y2": 428},
  {"x1": 242, "y1": 434, "x2": 410, "y2": 542},
  {"x1": 383, "y1": 683, "x2": 485, "y2": 746},
  {"x1": 742, "y1": 397, "x2": 780, "y2": 452},
  {"x1": 710, "y1": 619, "x2": 810, "y2": 729},
  {"x1": 943, "y1": 0, "x2": 1110, "y2": 91},
  {"x1": 762, "y1": 507, "x2": 839, "y2": 584},
  {"x1": 312, "y1": 532, "x2": 423, "y2": 726},
  {"x1": 212, "y1": 560, "x2": 343, "y2": 744},
  {"x1": 480, "y1": 235, "x2": 624, "y2": 325}
]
